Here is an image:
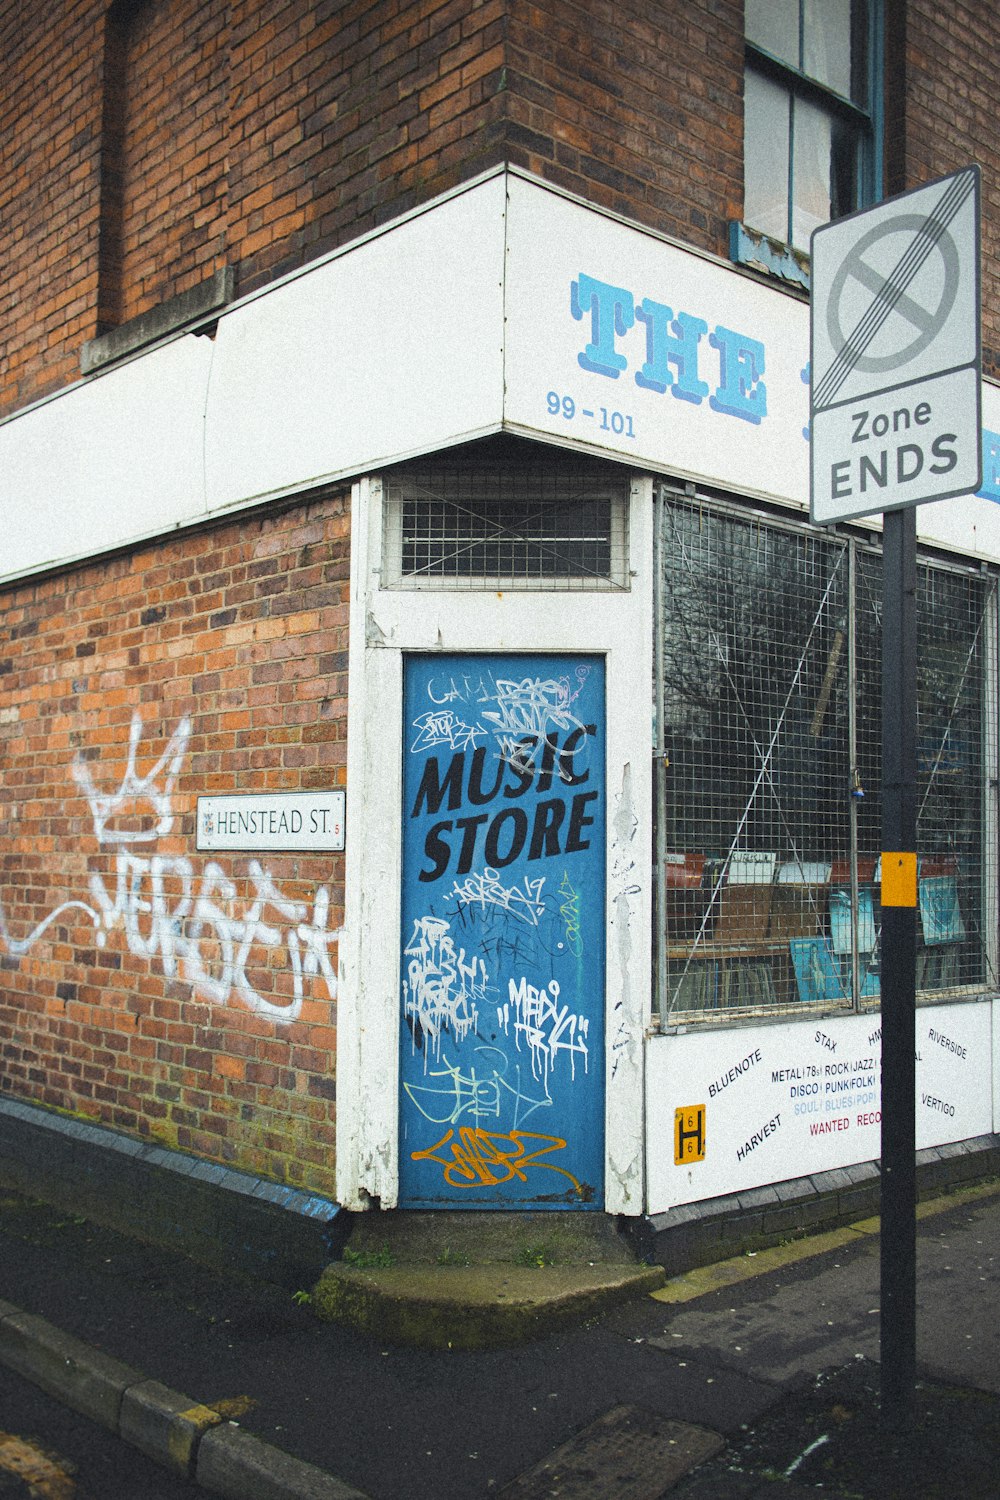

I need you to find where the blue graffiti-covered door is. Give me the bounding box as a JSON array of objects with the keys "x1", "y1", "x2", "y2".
[{"x1": 399, "y1": 654, "x2": 605, "y2": 1209}]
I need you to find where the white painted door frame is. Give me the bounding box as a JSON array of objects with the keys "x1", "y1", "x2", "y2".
[{"x1": 336, "y1": 472, "x2": 654, "y2": 1213}]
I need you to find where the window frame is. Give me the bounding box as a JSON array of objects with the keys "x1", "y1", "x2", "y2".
[
  {"x1": 735, "y1": 0, "x2": 884, "y2": 281},
  {"x1": 381, "y1": 470, "x2": 631, "y2": 592},
  {"x1": 652, "y1": 481, "x2": 999, "y2": 1029}
]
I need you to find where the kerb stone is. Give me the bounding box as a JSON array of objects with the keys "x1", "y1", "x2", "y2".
[
  {"x1": 120, "y1": 1378, "x2": 224, "y2": 1475},
  {"x1": 0, "y1": 1309, "x2": 140, "y2": 1428},
  {"x1": 196, "y1": 1422, "x2": 370, "y2": 1500}
]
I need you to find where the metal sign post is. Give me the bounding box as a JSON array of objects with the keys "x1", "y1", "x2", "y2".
[
  {"x1": 879, "y1": 505, "x2": 918, "y2": 1429},
  {"x1": 810, "y1": 166, "x2": 981, "y2": 1433}
]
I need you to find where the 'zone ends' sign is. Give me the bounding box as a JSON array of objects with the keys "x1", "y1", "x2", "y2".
[{"x1": 810, "y1": 168, "x2": 981, "y2": 524}]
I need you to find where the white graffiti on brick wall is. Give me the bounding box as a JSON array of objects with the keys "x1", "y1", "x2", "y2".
[
  {"x1": 497, "y1": 975, "x2": 589, "y2": 1086},
  {"x1": 71, "y1": 713, "x2": 188, "y2": 843},
  {"x1": 85, "y1": 854, "x2": 338, "y2": 1022},
  {"x1": 0, "y1": 899, "x2": 103, "y2": 958},
  {"x1": 402, "y1": 914, "x2": 488, "y2": 1064},
  {"x1": 0, "y1": 714, "x2": 340, "y2": 1023}
]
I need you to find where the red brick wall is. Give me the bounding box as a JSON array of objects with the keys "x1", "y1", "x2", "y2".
[
  {"x1": 109, "y1": 0, "x2": 230, "y2": 323},
  {"x1": 2, "y1": 0, "x2": 743, "y2": 418},
  {"x1": 225, "y1": 0, "x2": 509, "y2": 294},
  {"x1": 0, "y1": 1, "x2": 104, "y2": 412},
  {"x1": 902, "y1": 0, "x2": 1000, "y2": 376},
  {"x1": 504, "y1": 0, "x2": 744, "y2": 256},
  {"x1": 0, "y1": 493, "x2": 349, "y2": 1195},
  {"x1": 0, "y1": 0, "x2": 511, "y2": 415},
  {"x1": 7, "y1": 0, "x2": 1000, "y2": 419}
]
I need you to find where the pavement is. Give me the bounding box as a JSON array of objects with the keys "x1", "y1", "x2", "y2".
[{"x1": 0, "y1": 1180, "x2": 997, "y2": 1498}]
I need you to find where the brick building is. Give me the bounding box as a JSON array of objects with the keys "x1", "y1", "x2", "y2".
[{"x1": 2, "y1": 1, "x2": 1000, "y2": 1274}]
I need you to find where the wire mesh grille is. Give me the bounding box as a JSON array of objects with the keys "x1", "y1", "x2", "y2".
[
  {"x1": 655, "y1": 487, "x2": 997, "y2": 1021},
  {"x1": 385, "y1": 471, "x2": 628, "y2": 589}
]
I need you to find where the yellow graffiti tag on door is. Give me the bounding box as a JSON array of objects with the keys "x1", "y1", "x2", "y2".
[{"x1": 674, "y1": 1104, "x2": 706, "y2": 1164}]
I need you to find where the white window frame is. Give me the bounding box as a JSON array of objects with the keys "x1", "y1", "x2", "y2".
[{"x1": 381, "y1": 472, "x2": 630, "y2": 591}]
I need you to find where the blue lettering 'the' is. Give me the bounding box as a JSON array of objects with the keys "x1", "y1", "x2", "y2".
[
  {"x1": 709, "y1": 325, "x2": 767, "y2": 424},
  {"x1": 980, "y1": 429, "x2": 1000, "y2": 503},
  {"x1": 635, "y1": 300, "x2": 709, "y2": 403},
  {"x1": 568, "y1": 275, "x2": 768, "y2": 426},
  {"x1": 570, "y1": 274, "x2": 634, "y2": 378}
]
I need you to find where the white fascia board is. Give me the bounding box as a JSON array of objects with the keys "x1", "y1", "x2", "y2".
[
  {"x1": 0, "y1": 335, "x2": 213, "y2": 584},
  {"x1": 0, "y1": 170, "x2": 509, "y2": 585},
  {"x1": 202, "y1": 172, "x2": 508, "y2": 514},
  {"x1": 5, "y1": 164, "x2": 1000, "y2": 584}
]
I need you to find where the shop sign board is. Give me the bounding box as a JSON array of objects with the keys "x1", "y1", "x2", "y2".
[
  {"x1": 502, "y1": 174, "x2": 805, "y2": 509},
  {"x1": 646, "y1": 1000, "x2": 992, "y2": 1215},
  {"x1": 810, "y1": 168, "x2": 982, "y2": 523}
]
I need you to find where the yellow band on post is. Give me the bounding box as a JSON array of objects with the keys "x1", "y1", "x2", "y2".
[{"x1": 881, "y1": 851, "x2": 917, "y2": 907}]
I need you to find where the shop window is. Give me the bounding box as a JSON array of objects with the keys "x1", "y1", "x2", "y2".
[
  {"x1": 654, "y1": 486, "x2": 997, "y2": 1023},
  {"x1": 383, "y1": 468, "x2": 629, "y2": 590},
  {"x1": 734, "y1": 0, "x2": 882, "y2": 282}
]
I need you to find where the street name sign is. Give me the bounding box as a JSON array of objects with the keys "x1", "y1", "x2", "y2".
[
  {"x1": 810, "y1": 167, "x2": 981, "y2": 524},
  {"x1": 197, "y1": 790, "x2": 346, "y2": 852}
]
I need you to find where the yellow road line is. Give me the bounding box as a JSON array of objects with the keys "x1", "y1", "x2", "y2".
[
  {"x1": 0, "y1": 1432, "x2": 75, "y2": 1499},
  {"x1": 650, "y1": 1177, "x2": 1000, "y2": 1305}
]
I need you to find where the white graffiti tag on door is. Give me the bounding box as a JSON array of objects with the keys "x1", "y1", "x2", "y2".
[
  {"x1": 410, "y1": 709, "x2": 484, "y2": 753},
  {"x1": 448, "y1": 868, "x2": 548, "y2": 925},
  {"x1": 402, "y1": 1046, "x2": 554, "y2": 1129},
  {"x1": 481, "y1": 675, "x2": 585, "y2": 737},
  {"x1": 497, "y1": 975, "x2": 589, "y2": 1086},
  {"x1": 0, "y1": 714, "x2": 341, "y2": 1023},
  {"x1": 479, "y1": 673, "x2": 592, "y2": 764},
  {"x1": 402, "y1": 914, "x2": 488, "y2": 1064}
]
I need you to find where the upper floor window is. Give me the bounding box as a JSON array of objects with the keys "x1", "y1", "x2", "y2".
[{"x1": 738, "y1": 0, "x2": 881, "y2": 276}]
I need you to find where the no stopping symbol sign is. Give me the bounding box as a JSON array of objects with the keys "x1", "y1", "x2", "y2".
[{"x1": 810, "y1": 167, "x2": 981, "y2": 524}]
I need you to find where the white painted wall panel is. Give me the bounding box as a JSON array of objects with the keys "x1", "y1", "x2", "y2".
[
  {"x1": 203, "y1": 175, "x2": 508, "y2": 513},
  {"x1": 0, "y1": 336, "x2": 213, "y2": 582}
]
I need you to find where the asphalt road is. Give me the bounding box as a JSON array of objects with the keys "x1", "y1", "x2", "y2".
[{"x1": 0, "y1": 1183, "x2": 997, "y2": 1498}]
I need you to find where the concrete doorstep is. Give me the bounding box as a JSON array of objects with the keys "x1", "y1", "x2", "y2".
[
  {"x1": 311, "y1": 1209, "x2": 667, "y2": 1350},
  {"x1": 0, "y1": 1298, "x2": 367, "y2": 1500},
  {"x1": 313, "y1": 1260, "x2": 666, "y2": 1350}
]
